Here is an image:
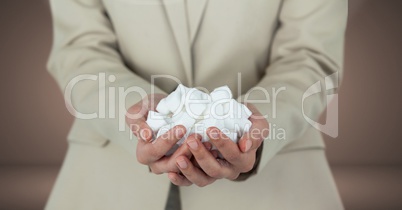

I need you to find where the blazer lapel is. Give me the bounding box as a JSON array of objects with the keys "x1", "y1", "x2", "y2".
[
  {"x1": 187, "y1": 0, "x2": 208, "y2": 44},
  {"x1": 162, "y1": 0, "x2": 193, "y2": 86}
]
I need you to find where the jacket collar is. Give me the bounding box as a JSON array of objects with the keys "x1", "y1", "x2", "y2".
[
  {"x1": 162, "y1": 0, "x2": 208, "y2": 86},
  {"x1": 187, "y1": 0, "x2": 209, "y2": 44}
]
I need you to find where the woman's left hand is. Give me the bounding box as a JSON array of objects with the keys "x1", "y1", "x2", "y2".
[{"x1": 168, "y1": 103, "x2": 269, "y2": 187}]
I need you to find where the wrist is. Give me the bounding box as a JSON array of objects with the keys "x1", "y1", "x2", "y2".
[{"x1": 233, "y1": 141, "x2": 264, "y2": 181}]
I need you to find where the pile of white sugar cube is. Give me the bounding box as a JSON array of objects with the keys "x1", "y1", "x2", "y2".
[{"x1": 146, "y1": 84, "x2": 252, "y2": 154}]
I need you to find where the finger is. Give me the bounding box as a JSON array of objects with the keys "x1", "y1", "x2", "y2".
[
  {"x1": 166, "y1": 143, "x2": 194, "y2": 172},
  {"x1": 152, "y1": 135, "x2": 202, "y2": 173},
  {"x1": 186, "y1": 135, "x2": 233, "y2": 179},
  {"x1": 176, "y1": 156, "x2": 216, "y2": 187},
  {"x1": 238, "y1": 131, "x2": 261, "y2": 153},
  {"x1": 126, "y1": 94, "x2": 168, "y2": 141},
  {"x1": 148, "y1": 156, "x2": 170, "y2": 174},
  {"x1": 216, "y1": 159, "x2": 240, "y2": 180},
  {"x1": 238, "y1": 121, "x2": 267, "y2": 152},
  {"x1": 149, "y1": 143, "x2": 194, "y2": 174},
  {"x1": 138, "y1": 125, "x2": 186, "y2": 164},
  {"x1": 171, "y1": 142, "x2": 193, "y2": 160},
  {"x1": 191, "y1": 142, "x2": 213, "y2": 169},
  {"x1": 237, "y1": 134, "x2": 252, "y2": 153},
  {"x1": 244, "y1": 103, "x2": 263, "y2": 121},
  {"x1": 168, "y1": 172, "x2": 193, "y2": 186},
  {"x1": 247, "y1": 104, "x2": 270, "y2": 141},
  {"x1": 133, "y1": 121, "x2": 153, "y2": 142},
  {"x1": 238, "y1": 104, "x2": 269, "y2": 152},
  {"x1": 207, "y1": 128, "x2": 257, "y2": 173},
  {"x1": 126, "y1": 100, "x2": 149, "y2": 123},
  {"x1": 207, "y1": 127, "x2": 243, "y2": 165}
]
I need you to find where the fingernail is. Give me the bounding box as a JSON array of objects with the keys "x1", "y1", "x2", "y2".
[
  {"x1": 245, "y1": 140, "x2": 252, "y2": 152},
  {"x1": 187, "y1": 139, "x2": 198, "y2": 150},
  {"x1": 140, "y1": 129, "x2": 151, "y2": 141},
  {"x1": 176, "y1": 126, "x2": 185, "y2": 137},
  {"x1": 177, "y1": 159, "x2": 188, "y2": 169},
  {"x1": 209, "y1": 129, "x2": 219, "y2": 139},
  {"x1": 146, "y1": 129, "x2": 153, "y2": 140}
]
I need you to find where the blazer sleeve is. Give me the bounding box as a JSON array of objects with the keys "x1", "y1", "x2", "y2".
[
  {"x1": 238, "y1": 0, "x2": 348, "y2": 173},
  {"x1": 47, "y1": 0, "x2": 166, "y2": 152}
]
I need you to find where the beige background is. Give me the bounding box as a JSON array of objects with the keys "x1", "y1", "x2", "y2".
[{"x1": 0, "y1": 0, "x2": 401, "y2": 209}]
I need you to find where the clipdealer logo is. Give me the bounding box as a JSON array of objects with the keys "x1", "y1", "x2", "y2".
[
  {"x1": 302, "y1": 72, "x2": 339, "y2": 138},
  {"x1": 62, "y1": 72, "x2": 339, "y2": 138}
]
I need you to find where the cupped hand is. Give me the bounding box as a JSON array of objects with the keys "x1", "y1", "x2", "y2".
[
  {"x1": 168, "y1": 103, "x2": 269, "y2": 187},
  {"x1": 126, "y1": 94, "x2": 192, "y2": 174}
]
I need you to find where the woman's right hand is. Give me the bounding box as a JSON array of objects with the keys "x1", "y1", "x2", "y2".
[{"x1": 125, "y1": 94, "x2": 192, "y2": 174}]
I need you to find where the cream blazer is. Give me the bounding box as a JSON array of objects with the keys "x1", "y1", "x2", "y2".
[{"x1": 47, "y1": 0, "x2": 347, "y2": 209}]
